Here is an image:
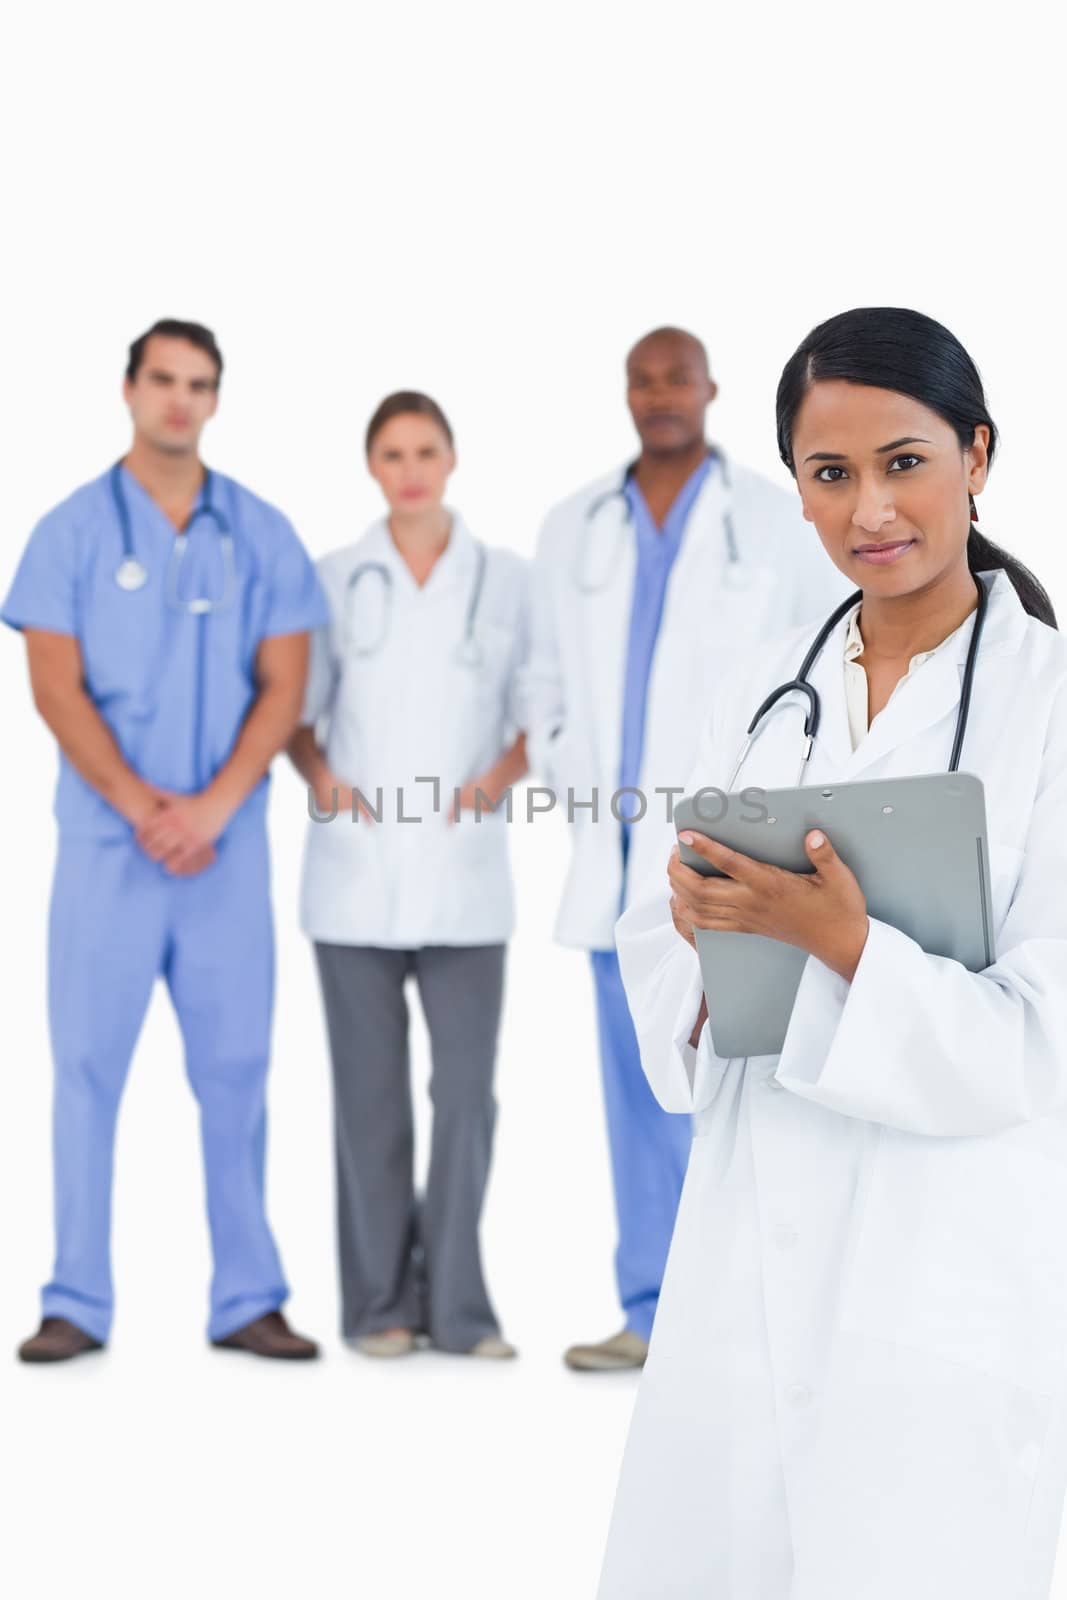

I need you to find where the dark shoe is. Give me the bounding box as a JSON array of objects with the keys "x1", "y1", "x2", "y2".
[
  {"x1": 211, "y1": 1309, "x2": 319, "y2": 1361},
  {"x1": 18, "y1": 1317, "x2": 104, "y2": 1364}
]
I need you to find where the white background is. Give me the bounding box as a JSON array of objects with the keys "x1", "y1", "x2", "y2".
[{"x1": 1, "y1": 2, "x2": 1065, "y2": 1596}]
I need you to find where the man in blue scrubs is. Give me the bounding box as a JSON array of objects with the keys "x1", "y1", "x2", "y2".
[{"x1": 4, "y1": 319, "x2": 327, "y2": 1362}]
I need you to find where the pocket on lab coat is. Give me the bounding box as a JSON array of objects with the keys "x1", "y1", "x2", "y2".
[
  {"x1": 541, "y1": 722, "x2": 584, "y2": 798},
  {"x1": 840, "y1": 1126, "x2": 1067, "y2": 1396},
  {"x1": 299, "y1": 809, "x2": 395, "y2": 944},
  {"x1": 464, "y1": 619, "x2": 518, "y2": 702}
]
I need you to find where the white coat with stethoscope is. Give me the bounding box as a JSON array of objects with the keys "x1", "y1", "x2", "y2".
[
  {"x1": 597, "y1": 568, "x2": 1067, "y2": 1600},
  {"x1": 520, "y1": 450, "x2": 852, "y2": 950},
  {"x1": 298, "y1": 514, "x2": 529, "y2": 948}
]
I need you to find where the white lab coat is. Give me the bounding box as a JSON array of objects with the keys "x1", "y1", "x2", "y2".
[
  {"x1": 298, "y1": 515, "x2": 528, "y2": 948},
  {"x1": 598, "y1": 570, "x2": 1067, "y2": 1599},
  {"x1": 521, "y1": 457, "x2": 850, "y2": 950}
]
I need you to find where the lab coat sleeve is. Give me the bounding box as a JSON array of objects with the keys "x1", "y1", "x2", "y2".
[
  {"x1": 516, "y1": 515, "x2": 567, "y2": 785},
  {"x1": 615, "y1": 689, "x2": 742, "y2": 1115},
  {"x1": 300, "y1": 623, "x2": 337, "y2": 728},
  {"x1": 261, "y1": 515, "x2": 330, "y2": 638},
  {"x1": 775, "y1": 681, "x2": 1067, "y2": 1136},
  {"x1": 1, "y1": 508, "x2": 79, "y2": 636},
  {"x1": 615, "y1": 877, "x2": 733, "y2": 1115},
  {"x1": 505, "y1": 556, "x2": 532, "y2": 737}
]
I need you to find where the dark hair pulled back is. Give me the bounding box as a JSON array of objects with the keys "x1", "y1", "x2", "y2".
[{"x1": 775, "y1": 307, "x2": 1056, "y2": 627}]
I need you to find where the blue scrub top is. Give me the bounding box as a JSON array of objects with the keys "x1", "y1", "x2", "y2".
[
  {"x1": 2, "y1": 466, "x2": 328, "y2": 837},
  {"x1": 617, "y1": 455, "x2": 713, "y2": 842}
]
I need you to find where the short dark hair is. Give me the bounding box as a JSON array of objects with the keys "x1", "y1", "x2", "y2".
[
  {"x1": 126, "y1": 319, "x2": 224, "y2": 384},
  {"x1": 365, "y1": 390, "x2": 454, "y2": 455}
]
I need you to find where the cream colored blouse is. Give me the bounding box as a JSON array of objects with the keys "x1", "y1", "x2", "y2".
[{"x1": 843, "y1": 604, "x2": 967, "y2": 752}]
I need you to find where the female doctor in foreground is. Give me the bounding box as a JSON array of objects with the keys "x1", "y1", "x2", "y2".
[
  {"x1": 289, "y1": 392, "x2": 528, "y2": 1360},
  {"x1": 598, "y1": 308, "x2": 1067, "y2": 1600}
]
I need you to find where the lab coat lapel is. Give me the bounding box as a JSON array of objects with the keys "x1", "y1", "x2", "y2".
[
  {"x1": 809, "y1": 571, "x2": 1026, "y2": 782},
  {"x1": 362, "y1": 511, "x2": 475, "y2": 604},
  {"x1": 579, "y1": 489, "x2": 636, "y2": 787},
  {"x1": 775, "y1": 610, "x2": 855, "y2": 781},
  {"x1": 661, "y1": 462, "x2": 728, "y2": 597},
  {"x1": 645, "y1": 467, "x2": 732, "y2": 730},
  {"x1": 836, "y1": 653, "x2": 965, "y2": 779},
  {"x1": 430, "y1": 511, "x2": 476, "y2": 590}
]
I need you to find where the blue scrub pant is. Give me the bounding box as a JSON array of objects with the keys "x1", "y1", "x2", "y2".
[
  {"x1": 590, "y1": 949, "x2": 692, "y2": 1342},
  {"x1": 43, "y1": 824, "x2": 288, "y2": 1343}
]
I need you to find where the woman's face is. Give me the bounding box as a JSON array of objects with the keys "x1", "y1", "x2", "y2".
[
  {"x1": 367, "y1": 413, "x2": 456, "y2": 516},
  {"x1": 790, "y1": 380, "x2": 989, "y2": 598}
]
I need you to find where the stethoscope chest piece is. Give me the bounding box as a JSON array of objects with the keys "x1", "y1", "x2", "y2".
[
  {"x1": 721, "y1": 562, "x2": 755, "y2": 592},
  {"x1": 110, "y1": 461, "x2": 236, "y2": 613},
  {"x1": 453, "y1": 635, "x2": 485, "y2": 669},
  {"x1": 115, "y1": 556, "x2": 149, "y2": 592}
]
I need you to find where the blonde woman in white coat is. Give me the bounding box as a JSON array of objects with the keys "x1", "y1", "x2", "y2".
[{"x1": 598, "y1": 308, "x2": 1067, "y2": 1599}]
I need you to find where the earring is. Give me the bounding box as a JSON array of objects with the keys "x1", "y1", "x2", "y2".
[{"x1": 969, "y1": 492, "x2": 979, "y2": 523}]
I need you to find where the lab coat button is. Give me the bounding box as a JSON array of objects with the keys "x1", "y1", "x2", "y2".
[
  {"x1": 787, "y1": 1383, "x2": 813, "y2": 1408},
  {"x1": 771, "y1": 1224, "x2": 799, "y2": 1251}
]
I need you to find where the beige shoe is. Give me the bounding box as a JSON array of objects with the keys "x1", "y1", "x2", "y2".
[
  {"x1": 468, "y1": 1335, "x2": 517, "y2": 1360},
  {"x1": 355, "y1": 1328, "x2": 417, "y2": 1358},
  {"x1": 563, "y1": 1329, "x2": 648, "y2": 1372}
]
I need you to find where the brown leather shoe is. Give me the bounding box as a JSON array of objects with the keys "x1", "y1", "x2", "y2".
[
  {"x1": 211, "y1": 1310, "x2": 319, "y2": 1360},
  {"x1": 18, "y1": 1317, "x2": 104, "y2": 1364}
]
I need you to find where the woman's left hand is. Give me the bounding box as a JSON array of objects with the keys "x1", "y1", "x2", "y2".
[{"x1": 671, "y1": 828, "x2": 870, "y2": 983}]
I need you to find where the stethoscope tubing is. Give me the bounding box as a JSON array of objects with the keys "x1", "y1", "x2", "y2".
[
  {"x1": 728, "y1": 576, "x2": 989, "y2": 789},
  {"x1": 344, "y1": 537, "x2": 488, "y2": 666},
  {"x1": 110, "y1": 461, "x2": 237, "y2": 613},
  {"x1": 577, "y1": 448, "x2": 738, "y2": 592}
]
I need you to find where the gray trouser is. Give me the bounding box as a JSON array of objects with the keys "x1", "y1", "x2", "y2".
[{"x1": 314, "y1": 941, "x2": 506, "y2": 1352}]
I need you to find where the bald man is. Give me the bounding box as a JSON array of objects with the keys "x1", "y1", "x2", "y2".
[{"x1": 523, "y1": 328, "x2": 848, "y2": 1371}]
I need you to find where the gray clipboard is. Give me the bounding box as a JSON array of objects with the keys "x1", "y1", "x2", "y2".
[{"x1": 675, "y1": 773, "x2": 993, "y2": 1059}]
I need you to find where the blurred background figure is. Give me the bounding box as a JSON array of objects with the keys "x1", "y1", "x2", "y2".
[
  {"x1": 5, "y1": 319, "x2": 326, "y2": 1364},
  {"x1": 523, "y1": 327, "x2": 848, "y2": 1371},
  {"x1": 289, "y1": 391, "x2": 528, "y2": 1360}
]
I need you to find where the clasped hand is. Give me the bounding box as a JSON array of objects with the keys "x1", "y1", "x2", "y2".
[
  {"x1": 668, "y1": 828, "x2": 870, "y2": 984},
  {"x1": 135, "y1": 791, "x2": 233, "y2": 876}
]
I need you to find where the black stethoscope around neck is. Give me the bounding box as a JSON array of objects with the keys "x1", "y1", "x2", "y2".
[
  {"x1": 727, "y1": 574, "x2": 990, "y2": 789},
  {"x1": 110, "y1": 460, "x2": 238, "y2": 614}
]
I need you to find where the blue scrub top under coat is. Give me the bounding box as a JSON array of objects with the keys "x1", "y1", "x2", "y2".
[
  {"x1": 2, "y1": 466, "x2": 327, "y2": 837},
  {"x1": 617, "y1": 454, "x2": 714, "y2": 844}
]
